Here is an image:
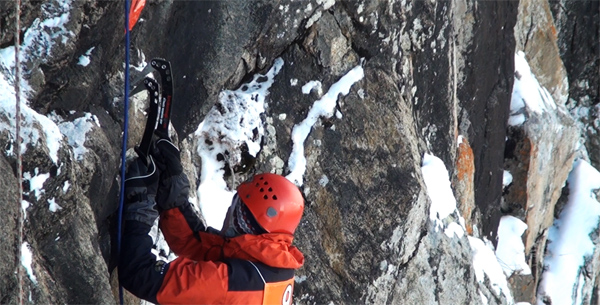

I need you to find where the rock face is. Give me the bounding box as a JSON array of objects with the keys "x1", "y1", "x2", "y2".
[
  {"x1": 0, "y1": 0, "x2": 598, "y2": 304},
  {"x1": 550, "y1": 0, "x2": 600, "y2": 169},
  {"x1": 514, "y1": 0, "x2": 568, "y2": 106}
]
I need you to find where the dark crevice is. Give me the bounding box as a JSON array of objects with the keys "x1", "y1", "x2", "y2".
[
  {"x1": 0, "y1": 31, "x2": 25, "y2": 49},
  {"x1": 524, "y1": 13, "x2": 534, "y2": 50},
  {"x1": 383, "y1": 228, "x2": 428, "y2": 305},
  {"x1": 350, "y1": 42, "x2": 373, "y2": 61},
  {"x1": 398, "y1": 228, "x2": 428, "y2": 269}
]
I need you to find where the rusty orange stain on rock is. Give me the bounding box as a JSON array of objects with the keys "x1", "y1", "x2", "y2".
[
  {"x1": 456, "y1": 137, "x2": 475, "y2": 182},
  {"x1": 455, "y1": 137, "x2": 475, "y2": 235}
]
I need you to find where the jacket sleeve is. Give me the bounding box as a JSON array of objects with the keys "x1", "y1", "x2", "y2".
[
  {"x1": 155, "y1": 257, "x2": 230, "y2": 304},
  {"x1": 119, "y1": 220, "x2": 169, "y2": 304},
  {"x1": 159, "y1": 202, "x2": 215, "y2": 257}
]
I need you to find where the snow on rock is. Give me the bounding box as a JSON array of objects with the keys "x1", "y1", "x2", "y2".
[
  {"x1": 537, "y1": 160, "x2": 600, "y2": 305},
  {"x1": 21, "y1": 242, "x2": 37, "y2": 284},
  {"x1": 62, "y1": 180, "x2": 70, "y2": 193},
  {"x1": 1, "y1": 0, "x2": 74, "y2": 89},
  {"x1": 496, "y1": 216, "x2": 531, "y2": 276},
  {"x1": 503, "y1": 170, "x2": 513, "y2": 188},
  {"x1": 193, "y1": 58, "x2": 283, "y2": 229},
  {"x1": 0, "y1": 73, "x2": 63, "y2": 164},
  {"x1": 469, "y1": 236, "x2": 514, "y2": 303},
  {"x1": 421, "y1": 153, "x2": 465, "y2": 238},
  {"x1": 21, "y1": 200, "x2": 31, "y2": 220},
  {"x1": 52, "y1": 112, "x2": 100, "y2": 161},
  {"x1": 509, "y1": 51, "x2": 557, "y2": 126},
  {"x1": 77, "y1": 47, "x2": 95, "y2": 67},
  {"x1": 287, "y1": 64, "x2": 364, "y2": 186},
  {"x1": 23, "y1": 168, "x2": 50, "y2": 200},
  {"x1": 18, "y1": 0, "x2": 74, "y2": 67},
  {"x1": 302, "y1": 80, "x2": 323, "y2": 95},
  {"x1": 0, "y1": 1, "x2": 75, "y2": 165},
  {"x1": 48, "y1": 197, "x2": 62, "y2": 213}
]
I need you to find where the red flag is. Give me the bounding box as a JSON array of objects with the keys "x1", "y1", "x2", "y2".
[{"x1": 128, "y1": 0, "x2": 146, "y2": 31}]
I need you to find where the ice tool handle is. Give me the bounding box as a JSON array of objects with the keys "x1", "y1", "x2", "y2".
[
  {"x1": 135, "y1": 77, "x2": 160, "y2": 165},
  {"x1": 151, "y1": 58, "x2": 173, "y2": 135}
]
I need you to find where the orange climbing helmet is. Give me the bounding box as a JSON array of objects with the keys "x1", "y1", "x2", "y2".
[{"x1": 236, "y1": 173, "x2": 304, "y2": 235}]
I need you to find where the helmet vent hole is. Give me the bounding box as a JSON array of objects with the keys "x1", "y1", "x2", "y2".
[
  {"x1": 255, "y1": 183, "x2": 260, "y2": 187},
  {"x1": 264, "y1": 181, "x2": 269, "y2": 185},
  {"x1": 267, "y1": 207, "x2": 277, "y2": 217},
  {"x1": 263, "y1": 195, "x2": 269, "y2": 200},
  {"x1": 246, "y1": 194, "x2": 251, "y2": 199},
  {"x1": 268, "y1": 187, "x2": 273, "y2": 192},
  {"x1": 272, "y1": 195, "x2": 278, "y2": 200},
  {"x1": 259, "y1": 177, "x2": 264, "y2": 180},
  {"x1": 260, "y1": 188, "x2": 264, "y2": 192}
]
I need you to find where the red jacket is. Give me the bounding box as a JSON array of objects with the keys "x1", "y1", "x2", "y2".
[{"x1": 119, "y1": 204, "x2": 304, "y2": 305}]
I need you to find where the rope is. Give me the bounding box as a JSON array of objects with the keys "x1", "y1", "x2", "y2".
[
  {"x1": 14, "y1": 0, "x2": 24, "y2": 304},
  {"x1": 117, "y1": 0, "x2": 132, "y2": 304}
]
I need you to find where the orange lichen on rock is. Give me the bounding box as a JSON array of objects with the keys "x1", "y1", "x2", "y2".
[{"x1": 455, "y1": 136, "x2": 475, "y2": 235}]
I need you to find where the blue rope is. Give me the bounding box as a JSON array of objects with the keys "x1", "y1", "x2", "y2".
[{"x1": 118, "y1": 0, "x2": 131, "y2": 304}]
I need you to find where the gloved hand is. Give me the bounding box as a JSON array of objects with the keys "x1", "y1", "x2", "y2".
[
  {"x1": 151, "y1": 136, "x2": 190, "y2": 211},
  {"x1": 123, "y1": 157, "x2": 159, "y2": 227}
]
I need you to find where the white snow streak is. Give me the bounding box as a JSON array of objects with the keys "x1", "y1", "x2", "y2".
[
  {"x1": 287, "y1": 64, "x2": 364, "y2": 186},
  {"x1": 21, "y1": 242, "x2": 37, "y2": 284}
]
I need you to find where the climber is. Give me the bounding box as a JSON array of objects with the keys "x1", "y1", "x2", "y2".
[{"x1": 118, "y1": 136, "x2": 305, "y2": 304}]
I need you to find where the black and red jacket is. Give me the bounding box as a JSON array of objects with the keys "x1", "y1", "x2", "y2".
[{"x1": 119, "y1": 203, "x2": 304, "y2": 304}]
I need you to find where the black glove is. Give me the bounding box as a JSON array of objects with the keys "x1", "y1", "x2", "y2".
[
  {"x1": 123, "y1": 157, "x2": 160, "y2": 226},
  {"x1": 151, "y1": 137, "x2": 190, "y2": 211}
]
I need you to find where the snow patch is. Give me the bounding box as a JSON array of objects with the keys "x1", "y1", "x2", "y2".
[
  {"x1": 0, "y1": 73, "x2": 63, "y2": 164},
  {"x1": 55, "y1": 113, "x2": 100, "y2": 160},
  {"x1": 468, "y1": 236, "x2": 514, "y2": 302},
  {"x1": 24, "y1": 168, "x2": 50, "y2": 200},
  {"x1": 457, "y1": 134, "x2": 465, "y2": 147},
  {"x1": 287, "y1": 64, "x2": 364, "y2": 186},
  {"x1": 509, "y1": 51, "x2": 557, "y2": 126},
  {"x1": 21, "y1": 242, "x2": 37, "y2": 284},
  {"x1": 193, "y1": 59, "x2": 283, "y2": 229},
  {"x1": 77, "y1": 47, "x2": 95, "y2": 67},
  {"x1": 444, "y1": 222, "x2": 465, "y2": 239},
  {"x1": 48, "y1": 197, "x2": 62, "y2": 212},
  {"x1": 503, "y1": 170, "x2": 513, "y2": 188},
  {"x1": 421, "y1": 153, "x2": 465, "y2": 238},
  {"x1": 537, "y1": 160, "x2": 600, "y2": 305},
  {"x1": 496, "y1": 216, "x2": 531, "y2": 276},
  {"x1": 22, "y1": 200, "x2": 31, "y2": 219},
  {"x1": 62, "y1": 180, "x2": 70, "y2": 193},
  {"x1": 302, "y1": 80, "x2": 322, "y2": 95}
]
